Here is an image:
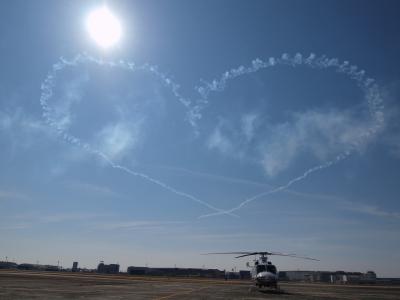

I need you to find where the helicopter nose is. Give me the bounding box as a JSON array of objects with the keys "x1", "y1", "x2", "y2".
[
  {"x1": 257, "y1": 274, "x2": 266, "y2": 280},
  {"x1": 257, "y1": 272, "x2": 276, "y2": 282}
]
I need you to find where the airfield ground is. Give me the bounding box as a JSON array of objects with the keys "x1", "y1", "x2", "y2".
[{"x1": 0, "y1": 269, "x2": 399, "y2": 300}]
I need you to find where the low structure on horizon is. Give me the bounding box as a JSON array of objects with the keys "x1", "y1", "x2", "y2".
[
  {"x1": 97, "y1": 261, "x2": 120, "y2": 274},
  {"x1": 3, "y1": 259, "x2": 395, "y2": 285},
  {"x1": 16, "y1": 263, "x2": 59, "y2": 272},
  {"x1": 72, "y1": 261, "x2": 79, "y2": 272},
  {"x1": 278, "y1": 270, "x2": 377, "y2": 284},
  {"x1": 0, "y1": 261, "x2": 18, "y2": 269},
  {"x1": 127, "y1": 266, "x2": 226, "y2": 278}
]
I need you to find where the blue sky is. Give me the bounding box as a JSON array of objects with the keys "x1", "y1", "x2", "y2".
[{"x1": 1, "y1": 0, "x2": 400, "y2": 277}]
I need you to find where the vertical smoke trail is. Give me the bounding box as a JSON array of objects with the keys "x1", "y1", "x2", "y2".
[
  {"x1": 40, "y1": 53, "x2": 237, "y2": 217},
  {"x1": 196, "y1": 53, "x2": 384, "y2": 218}
]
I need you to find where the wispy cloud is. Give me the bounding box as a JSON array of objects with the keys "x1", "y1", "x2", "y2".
[
  {"x1": 204, "y1": 108, "x2": 371, "y2": 177},
  {"x1": 0, "y1": 108, "x2": 52, "y2": 143},
  {"x1": 39, "y1": 212, "x2": 111, "y2": 223},
  {"x1": 0, "y1": 212, "x2": 112, "y2": 231},
  {"x1": 94, "y1": 120, "x2": 143, "y2": 160},
  {"x1": 206, "y1": 115, "x2": 259, "y2": 161},
  {"x1": 260, "y1": 109, "x2": 370, "y2": 177},
  {"x1": 207, "y1": 124, "x2": 234, "y2": 154},
  {"x1": 45, "y1": 72, "x2": 89, "y2": 131},
  {"x1": 342, "y1": 201, "x2": 400, "y2": 219},
  {"x1": 147, "y1": 164, "x2": 274, "y2": 189},
  {"x1": 0, "y1": 190, "x2": 31, "y2": 202},
  {"x1": 0, "y1": 223, "x2": 32, "y2": 230},
  {"x1": 90, "y1": 220, "x2": 185, "y2": 231},
  {"x1": 66, "y1": 181, "x2": 123, "y2": 199},
  {"x1": 241, "y1": 113, "x2": 258, "y2": 142}
]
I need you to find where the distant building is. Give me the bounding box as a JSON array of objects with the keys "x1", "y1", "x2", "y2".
[
  {"x1": 0, "y1": 261, "x2": 18, "y2": 269},
  {"x1": 127, "y1": 266, "x2": 147, "y2": 275},
  {"x1": 225, "y1": 271, "x2": 240, "y2": 279},
  {"x1": 279, "y1": 270, "x2": 377, "y2": 284},
  {"x1": 365, "y1": 271, "x2": 377, "y2": 282},
  {"x1": 376, "y1": 278, "x2": 400, "y2": 285},
  {"x1": 126, "y1": 266, "x2": 225, "y2": 278},
  {"x1": 108, "y1": 264, "x2": 120, "y2": 274},
  {"x1": 17, "y1": 263, "x2": 37, "y2": 270},
  {"x1": 239, "y1": 270, "x2": 251, "y2": 280},
  {"x1": 280, "y1": 271, "x2": 315, "y2": 282},
  {"x1": 44, "y1": 265, "x2": 59, "y2": 272},
  {"x1": 97, "y1": 262, "x2": 120, "y2": 274},
  {"x1": 16, "y1": 263, "x2": 58, "y2": 271},
  {"x1": 72, "y1": 262, "x2": 78, "y2": 272},
  {"x1": 313, "y1": 271, "x2": 332, "y2": 283}
]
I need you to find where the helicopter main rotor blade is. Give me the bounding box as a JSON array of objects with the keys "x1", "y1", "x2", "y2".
[
  {"x1": 269, "y1": 252, "x2": 320, "y2": 261},
  {"x1": 234, "y1": 252, "x2": 260, "y2": 258},
  {"x1": 202, "y1": 251, "x2": 272, "y2": 258},
  {"x1": 202, "y1": 252, "x2": 253, "y2": 256},
  {"x1": 202, "y1": 251, "x2": 319, "y2": 261}
]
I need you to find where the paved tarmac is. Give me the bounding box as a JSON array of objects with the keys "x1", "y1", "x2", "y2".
[{"x1": 0, "y1": 269, "x2": 399, "y2": 299}]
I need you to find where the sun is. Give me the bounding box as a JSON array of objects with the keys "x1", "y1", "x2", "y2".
[{"x1": 86, "y1": 6, "x2": 122, "y2": 49}]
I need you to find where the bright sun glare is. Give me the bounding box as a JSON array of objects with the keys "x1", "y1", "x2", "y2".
[{"x1": 86, "y1": 6, "x2": 122, "y2": 49}]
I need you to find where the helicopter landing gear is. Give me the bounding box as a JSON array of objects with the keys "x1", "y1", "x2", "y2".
[{"x1": 256, "y1": 282, "x2": 279, "y2": 290}]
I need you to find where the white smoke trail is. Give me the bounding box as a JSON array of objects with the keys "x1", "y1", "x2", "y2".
[
  {"x1": 196, "y1": 53, "x2": 384, "y2": 218},
  {"x1": 39, "y1": 53, "x2": 237, "y2": 217},
  {"x1": 199, "y1": 152, "x2": 349, "y2": 218}
]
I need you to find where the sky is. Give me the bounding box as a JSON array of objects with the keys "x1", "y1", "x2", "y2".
[{"x1": 1, "y1": 0, "x2": 400, "y2": 277}]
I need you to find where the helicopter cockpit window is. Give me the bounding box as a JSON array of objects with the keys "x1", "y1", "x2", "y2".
[
  {"x1": 266, "y1": 264, "x2": 277, "y2": 274},
  {"x1": 256, "y1": 265, "x2": 266, "y2": 273}
]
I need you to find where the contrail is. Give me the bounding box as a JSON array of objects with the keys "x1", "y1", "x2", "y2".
[
  {"x1": 199, "y1": 152, "x2": 349, "y2": 218},
  {"x1": 196, "y1": 53, "x2": 384, "y2": 218},
  {"x1": 40, "y1": 53, "x2": 237, "y2": 217}
]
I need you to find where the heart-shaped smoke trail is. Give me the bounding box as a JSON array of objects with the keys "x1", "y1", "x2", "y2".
[
  {"x1": 195, "y1": 53, "x2": 384, "y2": 218},
  {"x1": 39, "y1": 53, "x2": 237, "y2": 217}
]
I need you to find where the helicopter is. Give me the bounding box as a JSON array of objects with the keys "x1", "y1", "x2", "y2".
[{"x1": 204, "y1": 251, "x2": 319, "y2": 289}]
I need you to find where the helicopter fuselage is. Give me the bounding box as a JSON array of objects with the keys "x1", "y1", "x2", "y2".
[
  {"x1": 250, "y1": 256, "x2": 278, "y2": 288},
  {"x1": 255, "y1": 270, "x2": 278, "y2": 287}
]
